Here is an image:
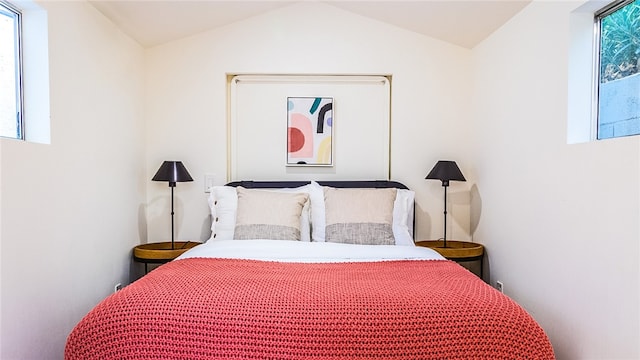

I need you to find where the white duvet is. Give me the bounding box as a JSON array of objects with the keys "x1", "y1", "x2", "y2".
[{"x1": 177, "y1": 239, "x2": 445, "y2": 263}]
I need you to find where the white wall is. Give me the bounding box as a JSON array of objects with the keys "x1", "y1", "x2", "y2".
[
  {"x1": 144, "y1": 2, "x2": 473, "y2": 245},
  {"x1": 0, "y1": 1, "x2": 145, "y2": 358},
  {"x1": 5, "y1": 1, "x2": 636, "y2": 358},
  {"x1": 231, "y1": 75, "x2": 391, "y2": 180},
  {"x1": 470, "y1": 1, "x2": 639, "y2": 358}
]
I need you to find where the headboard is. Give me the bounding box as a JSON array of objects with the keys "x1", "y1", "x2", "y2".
[{"x1": 225, "y1": 180, "x2": 408, "y2": 190}]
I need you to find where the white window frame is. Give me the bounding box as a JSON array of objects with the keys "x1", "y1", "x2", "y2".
[
  {"x1": 0, "y1": 0, "x2": 23, "y2": 140},
  {"x1": 593, "y1": 0, "x2": 639, "y2": 140}
]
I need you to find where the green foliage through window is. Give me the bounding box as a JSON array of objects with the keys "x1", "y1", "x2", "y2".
[
  {"x1": 599, "y1": 0, "x2": 639, "y2": 83},
  {"x1": 596, "y1": 0, "x2": 640, "y2": 139}
]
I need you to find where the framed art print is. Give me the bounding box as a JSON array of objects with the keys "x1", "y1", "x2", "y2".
[{"x1": 287, "y1": 97, "x2": 333, "y2": 166}]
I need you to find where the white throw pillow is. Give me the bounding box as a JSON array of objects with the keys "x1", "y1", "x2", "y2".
[
  {"x1": 234, "y1": 187, "x2": 309, "y2": 241},
  {"x1": 323, "y1": 187, "x2": 396, "y2": 245},
  {"x1": 208, "y1": 184, "x2": 312, "y2": 241},
  {"x1": 208, "y1": 186, "x2": 238, "y2": 240},
  {"x1": 309, "y1": 181, "x2": 415, "y2": 245},
  {"x1": 392, "y1": 189, "x2": 415, "y2": 246}
]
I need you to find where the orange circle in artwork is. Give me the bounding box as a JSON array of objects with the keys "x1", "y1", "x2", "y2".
[{"x1": 288, "y1": 127, "x2": 305, "y2": 152}]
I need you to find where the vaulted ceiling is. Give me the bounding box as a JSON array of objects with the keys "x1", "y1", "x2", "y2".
[{"x1": 88, "y1": 1, "x2": 531, "y2": 49}]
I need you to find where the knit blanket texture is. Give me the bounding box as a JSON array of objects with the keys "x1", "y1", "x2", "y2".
[{"x1": 65, "y1": 258, "x2": 555, "y2": 359}]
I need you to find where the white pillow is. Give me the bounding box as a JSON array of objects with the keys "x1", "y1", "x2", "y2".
[
  {"x1": 392, "y1": 188, "x2": 415, "y2": 246},
  {"x1": 308, "y1": 181, "x2": 326, "y2": 242},
  {"x1": 208, "y1": 186, "x2": 238, "y2": 240},
  {"x1": 309, "y1": 181, "x2": 415, "y2": 245},
  {"x1": 208, "y1": 184, "x2": 312, "y2": 241}
]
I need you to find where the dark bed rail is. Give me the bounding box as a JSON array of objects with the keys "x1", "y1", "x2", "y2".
[{"x1": 225, "y1": 180, "x2": 409, "y2": 190}]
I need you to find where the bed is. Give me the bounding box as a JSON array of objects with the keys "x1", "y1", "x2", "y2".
[{"x1": 65, "y1": 180, "x2": 555, "y2": 359}]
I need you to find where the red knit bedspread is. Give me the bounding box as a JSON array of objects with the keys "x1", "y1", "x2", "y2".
[{"x1": 65, "y1": 258, "x2": 554, "y2": 359}]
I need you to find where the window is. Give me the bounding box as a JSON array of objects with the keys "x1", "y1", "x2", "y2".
[
  {"x1": 595, "y1": 0, "x2": 640, "y2": 139},
  {"x1": 0, "y1": 0, "x2": 22, "y2": 140}
]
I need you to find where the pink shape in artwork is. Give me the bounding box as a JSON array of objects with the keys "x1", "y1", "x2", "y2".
[
  {"x1": 288, "y1": 113, "x2": 313, "y2": 158},
  {"x1": 288, "y1": 128, "x2": 304, "y2": 152}
]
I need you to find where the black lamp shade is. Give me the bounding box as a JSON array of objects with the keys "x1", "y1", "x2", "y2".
[
  {"x1": 425, "y1": 160, "x2": 466, "y2": 186},
  {"x1": 152, "y1": 161, "x2": 193, "y2": 186}
]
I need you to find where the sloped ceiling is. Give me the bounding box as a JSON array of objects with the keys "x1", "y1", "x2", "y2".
[{"x1": 89, "y1": 0, "x2": 531, "y2": 49}]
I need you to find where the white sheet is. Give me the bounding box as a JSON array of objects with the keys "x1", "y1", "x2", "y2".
[{"x1": 177, "y1": 239, "x2": 445, "y2": 263}]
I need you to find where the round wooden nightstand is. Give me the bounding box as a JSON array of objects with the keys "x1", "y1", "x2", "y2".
[
  {"x1": 415, "y1": 240, "x2": 484, "y2": 279},
  {"x1": 133, "y1": 241, "x2": 200, "y2": 273}
]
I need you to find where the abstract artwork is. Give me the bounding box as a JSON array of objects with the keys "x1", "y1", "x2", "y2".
[{"x1": 287, "y1": 97, "x2": 333, "y2": 166}]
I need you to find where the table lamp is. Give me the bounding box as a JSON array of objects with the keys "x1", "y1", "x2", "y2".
[
  {"x1": 425, "y1": 160, "x2": 466, "y2": 248},
  {"x1": 152, "y1": 160, "x2": 193, "y2": 249}
]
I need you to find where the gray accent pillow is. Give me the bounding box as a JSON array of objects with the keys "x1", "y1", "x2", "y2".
[
  {"x1": 324, "y1": 187, "x2": 396, "y2": 245},
  {"x1": 234, "y1": 187, "x2": 309, "y2": 241}
]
